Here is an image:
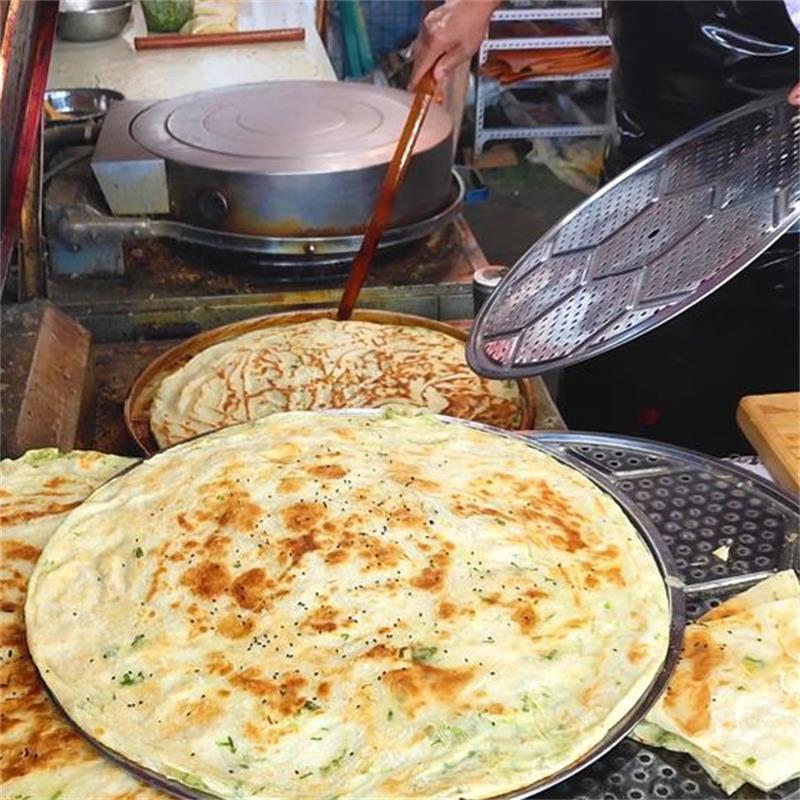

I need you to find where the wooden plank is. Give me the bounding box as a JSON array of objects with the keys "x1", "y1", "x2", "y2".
[
  {"x1": 11, "y1": 304, "x2": 95, "y2": 456},
  {"x1": 737, "y1": 392, "x2": 800, "y2": 493}
]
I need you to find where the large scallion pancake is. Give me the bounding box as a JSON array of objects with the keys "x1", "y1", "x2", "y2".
[
  {"x1": 150, "y1": 318, "x2": 524, "y2": 448},
  {"x1": 634, "y1": 570, "x2": 800, "y2": 794},
  {"x1": 0, "y1": 449, "x2": 169, "y2": 799},
  {"x1": 27, "y1": 412, "x2": 670, "y2": 799}
]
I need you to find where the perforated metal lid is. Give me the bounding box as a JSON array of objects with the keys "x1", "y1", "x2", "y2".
[{"x1": 468, "y1": 94, "x2": 800, "y2": 378}]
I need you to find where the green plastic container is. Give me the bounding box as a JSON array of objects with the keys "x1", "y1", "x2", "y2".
[{"x1": 141, "y1": 0, "x2": 194, "y2": 33}]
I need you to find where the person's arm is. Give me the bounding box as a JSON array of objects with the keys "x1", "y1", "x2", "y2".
[
  {"x1": 789, "y1": 83, "x2": 800, "y2": 105},
  {"x1": 409, "y1": 0, "x2": 501, "y2": 90}
]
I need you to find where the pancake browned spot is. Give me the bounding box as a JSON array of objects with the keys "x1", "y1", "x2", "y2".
[
  {"x1": 231, "y1": 568, "x2": 271, "y2": 612},
  {"x1": 540, "y1": 513, "x2": 587, "y2": 553},
  {"x1": 207, "y1": 651, "x2": 234, "y2": 676},
  {"x1": 317, "y1": 680, "x2": 331, "y2": 699},
  {"x1": 452, "y1": 499, "x2": 510, "y2": 522},
  {"x1": 362, "y1": 643, "x2": 396, "y2": 659},
  {"x1": 1, "y1": 540, "x2": 41, "y2": 562},
  {"x1": 525, "y1": 588, "x2": 548, "y2": 600},
  {"x1": 196, "y1": 480, "x2": 262, "y2": 532},
  {"x1": 0, "y1": 642, "x2": 93, "y2": 783},
  {"x1": 0, "y1": 501, "x2": 81, "y2": 527},
  {"x1": 388, "y1": 464, "x2": 440, "y2": 493},
  {"x1": 282, "y1": 533, "x2": 319, "y2": 568},
  {"x1": 306, "y1": 464, "x2": 347, "y2": 479},
  {"x1": 628, "y1": 643, "x2": 648, "y2": 664},
  {"x1": 511, "y1": 600, "x2": 538, "y2": 634},
  {"x1": 388, "y1": 504, "x2": 426, "y2": 529},
  {"x1": 278, "y1": 476, "x2": 306, "y2": 494},
  {"x1": 0, "y1": 621, "x2": 26, "y2": 650},
  {"x1": 180, "y1": 560, "x2": 231, "y2": 599},
  {"x1": 282, "y1": 501, "x2": 326, "y2": 533},
  {"x1": 231, "y1": 669, "x2": 308, "y2": 717},
  {"x1": 663, "y1": 627, "x2": 726, "y2": 736},
  {"x1": 384, "y1": 662, "x2": 475, "y2": 715},
  {"x1": 170, "y1": 697, "x2": 223, "y2": 730},
  {"x1": 218, "y1": 614, "x2": 255, "y2": 640},
  {"x1": 350, "y1": 532, "x2": 402, "y2": 571},
  {"x1": 410, "y1": 544, "x2": 452, "y2": 592},
  {"x1": 437, "y1": 601, "x2": 458, "y2": 620},
  {"x1": 176, "y1": 513, "x2": 195, "y2": 532},
  {"x1": 300, "y1": 604, "x2": 338, "y2": 633},
  {"x1": 602, "y1": 566, "x2": 626, "y2": 587}
]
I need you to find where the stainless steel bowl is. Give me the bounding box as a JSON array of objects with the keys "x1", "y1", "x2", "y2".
[
  {"x1": 44, "y1": 89, "x2": 125, "y2": 122},
  {"x1": 45, "y1": 88, "x2": 125, "y2": 123},
  {"x1": 57, "y1": 0, "x2": 132, "y2": 42}
]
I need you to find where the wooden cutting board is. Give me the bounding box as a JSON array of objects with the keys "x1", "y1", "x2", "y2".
[{"x1": 737, "y1": 392, "x2": 800, "y2": 493}]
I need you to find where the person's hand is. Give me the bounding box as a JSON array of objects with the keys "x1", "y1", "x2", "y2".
[
  {"x1": 789, "y1": 83, "x2": 800, "y2": 106},
  {"x1": 409, "y1": 0, "x2": 501, "y2": 91}
]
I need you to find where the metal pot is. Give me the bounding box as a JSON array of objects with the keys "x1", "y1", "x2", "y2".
[
  {"x1": 92, "y1": 82, "x2": 455, "y2": 237},
  {"x1": 57, "y1": 0, "x2": 132, "y2": 42}
]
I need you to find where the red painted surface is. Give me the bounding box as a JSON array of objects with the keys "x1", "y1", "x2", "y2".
[{"x1": 0, "y1": 0, "x2": 58, "y2": 286}]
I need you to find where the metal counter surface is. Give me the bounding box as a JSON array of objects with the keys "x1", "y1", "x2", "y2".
[{"x1": 47, "y1": 0, "x2": 335, "y2": 100}]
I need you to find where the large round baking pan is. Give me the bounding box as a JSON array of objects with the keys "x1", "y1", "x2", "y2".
[
  {"x1": 124, "y1": 309, "x2": 538, "y2": 455},
  {"x1": 36, "y1": 410, "x2": 684, "y2": 800},
  {"x1": 129, "y1": 81, "x2": 455, "y2": 236}
]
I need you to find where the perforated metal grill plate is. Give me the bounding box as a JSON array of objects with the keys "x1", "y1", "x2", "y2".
[
  {"x1": 468, "y1": 95, "x2": 800, "y2": 378},
  {"x1": 531, "y1": 431, "x2": 799, "y2": 800}
]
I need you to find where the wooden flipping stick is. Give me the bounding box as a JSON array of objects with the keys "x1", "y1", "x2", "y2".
[
  {"x1": 134, "y1": 28, "x2": 305, "y2": 50},
  {"x1": 337, "y1": 72, "x2": 438, "y2": 321}
]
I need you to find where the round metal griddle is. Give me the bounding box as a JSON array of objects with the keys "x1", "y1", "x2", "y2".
[
  {"x1": 468, "y1": 94, "x2": 800, "y2": 378},
  {"x1": 41, "y1": 415, "x2": 685, "y2": 800},
  {"x1": 123, "y1": 310, "x2": 538, "y2": 455},
  {"x1": 128, "y1": 81, "x2": 454, "y2": 237}
]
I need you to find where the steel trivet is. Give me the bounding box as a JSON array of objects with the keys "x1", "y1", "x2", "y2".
[
  {"x1": 469, "y1": 94, "x2": 800, "y2": 379},
  {"x1": 531, "y1": 430, "x2": 799, "y2": 800}
]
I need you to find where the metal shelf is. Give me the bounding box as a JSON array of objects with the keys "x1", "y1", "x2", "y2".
[
  {"x1": 482, "y1": 34, "x2": 610, "y2": 51},
  {"x1": 474, "y1": 3, "x2": 610, "y2": 155},
  {"x1": 508, "y1": 68, "x2": 611, "y2": 85},
  {"x1": 477, "y1": 123, "x2": 607, "y2": 140},
  {"x1": 490, "y1": 6, "x2": 603, "y2": 21}
]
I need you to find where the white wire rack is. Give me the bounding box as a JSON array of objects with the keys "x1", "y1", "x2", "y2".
[{"x1": 474, "y1": 4, "x2": 610, "y2": 155}]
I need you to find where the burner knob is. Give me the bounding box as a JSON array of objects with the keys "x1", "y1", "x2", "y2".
[{"x1": 198, "y1": 190, "x2": 229, "y2": 223}]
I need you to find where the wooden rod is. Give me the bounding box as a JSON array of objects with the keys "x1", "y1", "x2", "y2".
[{"x1": 134, "y1": 27, "x2": 305, "y2": 50}]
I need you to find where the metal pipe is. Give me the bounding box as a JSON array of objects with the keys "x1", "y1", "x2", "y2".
[{"x1": 44, "y1": 120, "x2": 101, "y2": 151}]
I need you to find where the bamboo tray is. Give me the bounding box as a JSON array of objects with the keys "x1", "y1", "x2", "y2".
[{"x1": 124, "y1": 308, "x2": 537, "y2": 455}]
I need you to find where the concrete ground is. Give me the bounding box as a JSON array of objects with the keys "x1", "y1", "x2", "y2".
[{"x1": 462, "y1": 156, "x2": 584, "y2": 268}]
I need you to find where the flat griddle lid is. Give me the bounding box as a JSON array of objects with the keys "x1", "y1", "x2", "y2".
[
  {"x1": 467, "y1": 94, "x2": 800, "y2": 379},
  {"x1": 129, "y1": 80, "x2": 453, "y2": 175}
]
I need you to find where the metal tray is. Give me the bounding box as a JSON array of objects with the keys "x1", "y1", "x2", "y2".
[
  {"x1": 468, "y1": 94, "x2": 800, "y2": 379},
  {"x1": 529, "y1": 431, "x2": 799, "y2": 800},
  {"x1": 123, "y1": 310, "x2": 537, "y2": 454},
  {"x1": 37, "y1": 414, "x2": 684, "y2": 800}
]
